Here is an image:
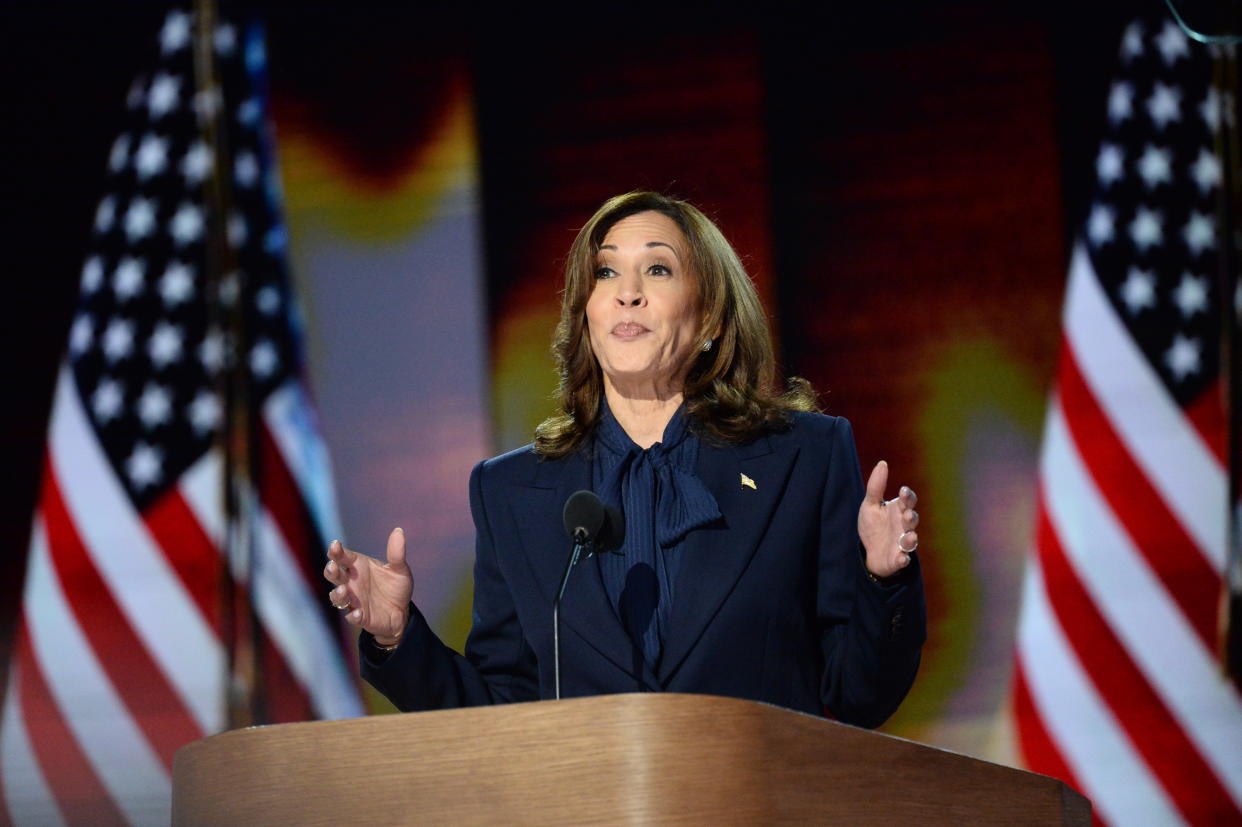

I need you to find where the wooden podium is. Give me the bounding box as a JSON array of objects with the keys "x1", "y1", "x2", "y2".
[{"x1": 172, "y1": 693, "x2": 1089, "y2": 824}]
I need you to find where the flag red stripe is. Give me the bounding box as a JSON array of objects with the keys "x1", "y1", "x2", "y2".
[
  {"x1": 1036, "y1": 504, "x2": 1238, "y2": 821},
  {"x1": 260, "y1": 629, "x2": 315, "y2": 723},
  {"x1": 258, "y1": 422, "x2": 319, "y2": 591},
  {"x1": 1057, "y1": 339, "x2": 1220, "y2": 648},
  {"x1": 143, "y1": 486, "x2": 222, "y2": 634},
  {"x1": 41, "y1": 467, "x2": 205, "y2": 769},
  {"x1": 1012, "y1": 659, "x2": 1086, "y2": 797},
  {"x1": 16, "y1": 622, "x2": 126, "y2": 826}
]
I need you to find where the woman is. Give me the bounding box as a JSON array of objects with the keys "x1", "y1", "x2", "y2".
[{"x1": 323, "y1": 191, "x2": 925, "y2": 727}]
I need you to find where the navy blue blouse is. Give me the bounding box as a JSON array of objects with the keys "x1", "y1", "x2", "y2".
[{"x1": 591, "y1": 402, "x2": 721, "y2": 669}]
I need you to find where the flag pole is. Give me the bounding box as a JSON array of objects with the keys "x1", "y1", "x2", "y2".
[
  {"x1": 1212, "y1": 42, "x2": 1242, "y2": 688},
  {"x1": 192, "y1": 0, "x2": 265, "y2": 728}
]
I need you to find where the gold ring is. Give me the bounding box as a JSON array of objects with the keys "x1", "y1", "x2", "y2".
[{"x1": 333, "y1": 602, "x2": 351, "y2": 611}]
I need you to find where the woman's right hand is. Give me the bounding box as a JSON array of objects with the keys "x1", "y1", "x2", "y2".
[{"x1": 323, "y1": 527, "x2": 413, "y2": 646}]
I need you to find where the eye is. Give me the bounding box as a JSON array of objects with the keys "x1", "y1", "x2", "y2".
[
  {"x1": 595, "y1": 266, "x2": 616, "y2": 279},
  {"x1": 647, "y1": 263, "x2": 672, "y2": 276}
]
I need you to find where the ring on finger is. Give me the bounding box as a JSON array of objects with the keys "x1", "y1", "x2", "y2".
[
  {"x1": 332, "y1": 602, "x2": 351, "y2": 611},
  {"x1": 898, "y1": 530, "x2": 918, "y2": 554}
]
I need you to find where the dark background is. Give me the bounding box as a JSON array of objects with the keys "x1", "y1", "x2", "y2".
[{"x1": 1, "y1": 0, "x2": 1131, "y2": 683}]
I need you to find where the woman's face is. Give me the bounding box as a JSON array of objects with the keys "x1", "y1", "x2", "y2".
[{"x1": 586, "y1": 211, "x2": 700, "y2": 397}]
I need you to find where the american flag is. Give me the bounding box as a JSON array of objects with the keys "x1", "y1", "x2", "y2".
[
  {"x1": 1013, "y1": 17, "x2": 1242, "y2": 825},
  {"x1": 0, "y1": 9, "x2": 362, "y2": 824}
]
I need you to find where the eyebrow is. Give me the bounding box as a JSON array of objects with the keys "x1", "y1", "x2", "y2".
[{"x1": 598, "y1": 242, "x2": 679, "y2": 255}]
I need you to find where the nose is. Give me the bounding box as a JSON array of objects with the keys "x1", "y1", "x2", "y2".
[{"x1": 613, "y1": 273, "x2": 646, "y2": 307}]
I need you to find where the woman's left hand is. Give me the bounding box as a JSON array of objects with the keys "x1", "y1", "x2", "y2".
[{"x1": 857, "y1": 460, "x2": 920, "y2": 580}]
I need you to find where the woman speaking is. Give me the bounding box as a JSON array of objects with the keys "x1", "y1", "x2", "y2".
[{"x1": 323, "y1": 191, "x2": 926, "y2": 727}]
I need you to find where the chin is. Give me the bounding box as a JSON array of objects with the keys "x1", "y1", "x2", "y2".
[
  {"x1": 605, "y1": 366, "x2": 658, "y2": 383},
  {"x1": 605, "y1": 365, "x2": 681, "y2": 391},
  {"x1": 600, "y1": 352, "x2": 657, "y2": 377}
]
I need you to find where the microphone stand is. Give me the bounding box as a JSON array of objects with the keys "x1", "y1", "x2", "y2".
[{"x1": 553, "y1": 529, "x2": 591, "y2": 700}]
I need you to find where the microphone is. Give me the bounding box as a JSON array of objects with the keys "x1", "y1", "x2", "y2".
[
  {"x1": 562, "y1": 490, "x2": 625, "y2": 553},
  {"x1": 562, "y1": 490, "x2": 604, "y2": 546},
  {"x1": 554, "y1": 491, "x2": 625, "y2": 699}
]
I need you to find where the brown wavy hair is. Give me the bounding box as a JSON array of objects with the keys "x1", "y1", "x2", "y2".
[{"x1": 534, "y1": 191, "x2": 819, "y2": 458}]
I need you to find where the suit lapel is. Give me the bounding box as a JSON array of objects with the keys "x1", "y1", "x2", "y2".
[
  {"x1": 657, "y1": 433, "x2": 800, "y2": 684},
  {"x1": 512, "y1": 450, "x2": 656, "y2": 686}
]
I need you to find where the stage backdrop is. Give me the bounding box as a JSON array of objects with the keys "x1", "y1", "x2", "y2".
[{"x1": 269, "y1": 25, "x2": 490, "y2": 693}]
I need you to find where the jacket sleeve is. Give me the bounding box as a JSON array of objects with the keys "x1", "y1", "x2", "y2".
[
  {"x1": 817, "y1": 417, "x2": 927, "y2": 728},
  {"x1": 359, "y1": 459, "x2": 540, "y2": 711}
]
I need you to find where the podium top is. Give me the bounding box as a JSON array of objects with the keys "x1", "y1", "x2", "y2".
[{"x1": 174, "y1": 693, "x2": 1089, "y2": 825}]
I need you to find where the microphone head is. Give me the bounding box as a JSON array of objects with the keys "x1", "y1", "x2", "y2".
[{"x1": 563, "y1": 490, "x2": 605, "y2": 544}]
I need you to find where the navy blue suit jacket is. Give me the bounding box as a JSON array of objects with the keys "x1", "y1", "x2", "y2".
[{"x1": 361, "y1": 412, "x2": 926, "y2": 728}]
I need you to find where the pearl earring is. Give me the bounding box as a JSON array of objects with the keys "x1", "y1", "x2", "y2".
[{"x1": 702, "y1": 339, "x2": 713, "y2": 351}]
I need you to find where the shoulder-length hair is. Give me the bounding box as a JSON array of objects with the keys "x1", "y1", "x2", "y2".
[{"x1": 534, "y1": 191, "x2": 818, "y2": 458}]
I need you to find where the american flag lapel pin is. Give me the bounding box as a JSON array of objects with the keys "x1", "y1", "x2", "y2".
[{"x1": 740, "y1": 473, "x2": 757, "y2": 490}]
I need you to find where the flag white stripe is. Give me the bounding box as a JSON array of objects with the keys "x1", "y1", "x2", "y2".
[
  {"x1": 179, "y1": 460, "x2": 362, "y2": 720},
  {"x1": 265, "y1": 381, "x2": 345, "y2": 546},
  {"x1": 180, "y1": 447, "x2": 224, "y2": 547},
  {"x1": 263, "y1": 383, "x2": 360, "y2": 718},
  {"x1": 23, "y1": 519, "x2": 170, "y2": 826},
  {"x1": 1, "y1": 667, "x2": 67, "y2": 827},
  {"x1": 254, "y1": 506, "x2": 363, "y2": 719},
  {"x1": 1017, "y1": 559, "x2": 1183, "y2": 826},
  {"x1": 1063, "y1": 242, "x2": 1226, "y2": 569},
  {"x1": 48, "y1": 366, "x2": 224, "y2": 735},
  {"x1": 1043, "y1": 400, "x2": 1242, "y2": 803}
]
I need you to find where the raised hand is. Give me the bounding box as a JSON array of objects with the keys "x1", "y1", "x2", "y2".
[
  {"x1": 857, "y1": 460, "x2": 920, "y2": 580},
  {"x1": 323, "y1": 527, "x2": 413, "y2": 645}
]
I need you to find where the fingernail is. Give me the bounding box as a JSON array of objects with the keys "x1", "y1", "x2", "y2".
[
  {"x1": 880, "y1": 460, "x2": 888, "y2": 466},
  {"x1": 396, "y1": 527, "x2": 404, "y2": 534}
]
